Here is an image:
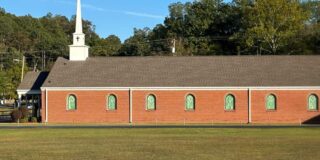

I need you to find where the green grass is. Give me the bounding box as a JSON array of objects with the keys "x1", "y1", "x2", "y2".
[{"x1": 0, "y1": 128, "x2": 319, "y2": 160}]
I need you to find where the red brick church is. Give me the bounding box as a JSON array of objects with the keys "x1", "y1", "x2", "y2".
[{"x1": 17, "y1": 0, "x2": 320, "y2": 124}]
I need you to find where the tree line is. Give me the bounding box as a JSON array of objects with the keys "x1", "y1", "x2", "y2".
[{"x1": 0, "y1": 0, "x2": 319, "y2": 99}]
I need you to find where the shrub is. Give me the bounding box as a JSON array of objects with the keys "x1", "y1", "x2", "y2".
[
  {"x1": 10, "y1": 107, "x2": 32, "y2": 123},
  {"x1": 19, "y1": 106, "x2": 29, "y2": 119},
  {"x1": 30, "y1": 117, "x2": 38, "y2": 123},
  {"x1": 11, "y1": 109, "x2": 22, "y2": 122},
  {"x1": 19, "y1": 118, "x2": 29, "y2": 123}
]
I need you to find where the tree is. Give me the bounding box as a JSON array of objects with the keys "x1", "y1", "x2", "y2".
[
  {"x1": 0, "y1": 70, "x2": 8, "y2": 99},
  {"x1": 243, "y1": 0, "x2": 309, "y2": 54},
  {"x1": 0, "y1": 7, "x2": 5, "y2": 15},
  {"x1": 91, "y1": 35, "x2": 121, "y2": 56},
  {"x1": 119, "y1": 28, "x2": 151, "y2": 56},
  {"x1": 160, "y1": 0, "x2": 242, "y2": 55}
]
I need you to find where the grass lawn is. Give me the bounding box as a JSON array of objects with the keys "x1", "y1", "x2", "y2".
[{"x1": 0, "y1": 128, "x2": 319, "y2": 160}]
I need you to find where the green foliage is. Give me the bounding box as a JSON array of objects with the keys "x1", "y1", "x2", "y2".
[
  {"x1": 19, "y1": 118, "x2": 29, "y2": 123},
  {"x1": 10, "y1": 106, "x2": 30, "y2": 122},
  {"x1": 0, "y1": 11, "x2": 115, "y2": 98},
  {"x1": 243, "y1": 0, "x2": 309, "y2": 54},
  {"x1": 119, "y1": 28, "x2": 151, "y2": 56},
  {"x1": 10, "y1": 109, "x2": 22, "y2": 122},
  {"x1": 30, "y1": 117, "x2": 38, "y2": 123},
  {"x1": 160, "y1": 0, "x2": 241, "y2": 55},
  {"x1": 91, "y1": 35, "x2": 121, "y2": 56},
  {"x1": 20, "y1": 106, "x2": 29, "y2": 119}
]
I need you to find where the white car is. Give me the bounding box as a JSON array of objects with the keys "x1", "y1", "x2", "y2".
[{"x1": 27, "y1": 105, "x2": 33, "y2": 109}]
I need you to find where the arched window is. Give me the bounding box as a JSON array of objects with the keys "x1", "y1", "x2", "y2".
[
  {"x1": 225, "y1": 94, "x2": 235, "y2": 111},
  {"x1": 266, "y1": 94, "x2": 277, "y2": 110},
  {"x1": 185, "y1": 94, "x2": 195, "y2": 110},
  {"x1": 67, "y1": 95, "x2": 77, "y2": 110},
  {"x1": 308, "y1": 94, "x2": 318, "y2": 111},
  {"x1": 146, "y1": 94, "x2": 156, "y2": 110},
  {"x1": 107, "y1": 94, "x2": 117, "y2": 110}
]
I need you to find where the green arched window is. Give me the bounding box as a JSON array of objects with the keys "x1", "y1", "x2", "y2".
[
  {"x1": 308, "y1": 94, "x2": 318, "y2": 110},
  {"x1": 107, "y1": 95, "x2": 117, "y2": 110},
  {"x1": 146, "y1": 95, "x2": 156, "y2": 110},
  {"x1": 67, "y1": 95, "x2": 77, "y2": 110},
  {"x1": 185, "y1": 94, "x2": 195, "y2": 110},
  {"x1": 225, "y1": 94, "x2": 235, "y2": 111},
  {"x1": 266, "y1": 94, "x2": 276, "y2": 110}
]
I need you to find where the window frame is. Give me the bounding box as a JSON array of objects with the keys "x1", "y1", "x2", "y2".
[
  {"x1": 185, "y1": 94, "x2": 196, "y2": 111},
  {"x1": 307, "y1": 94, "x2": 319, "y2": 111},
  {"x1": 107, "y1": 94, "x2": 117, "y2": 111},
  {"x1": 146, "y1": 94, "x2": 156, "y2": 111},
  {"x1": 266, "y1": 94, "x2": 277, "y2": 111},
  {"x1": 66, "y1": 94, "x2": 77, "y2": 111},
  {"x1": 224, "y1": 94, "x2": 235, "y2": 111}
]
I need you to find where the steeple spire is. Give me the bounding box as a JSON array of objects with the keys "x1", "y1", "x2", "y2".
[
  {"x1": 75, "y1": 0, "x2": 83, "y2": 34},
  {"x1": 69, "y1": 0, "x2": 89, "y2": 61}
]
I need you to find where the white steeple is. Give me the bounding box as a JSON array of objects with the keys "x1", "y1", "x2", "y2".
[
  {"x1": 69, "y1": 0, "x2": 89, "y2": 61},
  {"x1": 75, "y1": 0, "x2": 83, "y2": 34}
]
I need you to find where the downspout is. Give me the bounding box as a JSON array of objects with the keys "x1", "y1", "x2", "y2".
[
  {"x1": 248, "y1": 88, "x2": 252, "y2": 124},
  {"x1": 129, "y1": 88, "x2": 132, "y2": 124},
  {"x1": 45, "y1": 89, "x2": 48, "y2": 123}
]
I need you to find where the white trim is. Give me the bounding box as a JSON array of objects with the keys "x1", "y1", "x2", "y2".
[
  {"x1": 41, "y1": 87, "x2": 130, "y2": 91},
  {"x1": 129, "y1": 89, "x2": 132, "y2": 123},
  {"x1": 248, "y1": 89, "x2": 252, "y2": 123},
  {"x1": 251, "y1": 87, "x2": 320, "y2": 91},
  {"x1": 17, "y1": 90, "x2": 41, "y2": 95},
  {"x1": 41, "y1": 86, "x2": 320, "y2": 91},
  {"x1": 45, "y1": 89, "x2": 48, "y2": 123}
]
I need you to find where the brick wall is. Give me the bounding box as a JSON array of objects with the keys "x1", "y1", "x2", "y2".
[
  {"x1": 132, "y1": 90, "x2": 249, "y2": 124},
  {"x1": 251, "y1": 90, "x2": 320, "y2": 124},
  {"x1": 41, "y1": 89, "x2": 320, "y2": 124},
  {"x1": 44, "y1": 90, "x2": 129, "y2": 123}
]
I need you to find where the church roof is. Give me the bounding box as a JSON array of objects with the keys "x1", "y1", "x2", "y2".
[
  {"x1": 18, "y1": 71, "x2": 49, "y2": 91},
  {"x1": 42, "y1": 56, "x2": 320, "y2": 88}
]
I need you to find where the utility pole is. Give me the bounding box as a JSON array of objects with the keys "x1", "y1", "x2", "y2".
[
  {"x1": 33, "y1": 59, "x2": 38, "y2": 72},
  {"x1": 44, "y1": 51, "x2": 46, "y2": 70},
  {"x1": 0, "y1": 53, "x2": 3, "y2": 71},
  {"x1": 42, "y1": 51, "x2": 44, "y2": 71},
  {"x1": 42, "y1": 51, "x2": 46, "y2": 71},
  {"x1": 21, "y1": 56, "x2": 25, "y2": 83}
]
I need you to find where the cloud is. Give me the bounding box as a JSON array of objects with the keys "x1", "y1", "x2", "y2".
[
  {"x1": 56, "y1": 0, "x2": 164, "y2": 19},
  {"x1": 82, "y1": 4, "x2": 105, "y2": 12},
  {"x1": 124, "y1": 11, "x2": 164, "y2": 19}
]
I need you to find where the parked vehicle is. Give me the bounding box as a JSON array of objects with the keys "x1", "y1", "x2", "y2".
[{"x1": 27, "y1": 104, "x2": 33, "y2": 109}]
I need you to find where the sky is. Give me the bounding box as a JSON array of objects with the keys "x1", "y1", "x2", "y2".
[{"x1": 0, "y1": 0, "x2": 197, "y2": 41}]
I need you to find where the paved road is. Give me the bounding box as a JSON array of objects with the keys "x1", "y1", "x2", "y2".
[{"x1": 0, "y1": 124, "x2": 320, "y2": 129}]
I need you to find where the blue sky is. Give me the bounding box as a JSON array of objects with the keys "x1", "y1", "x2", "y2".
[{"x1": 0, "y1": 0, "x2": 230, "y2": 41}]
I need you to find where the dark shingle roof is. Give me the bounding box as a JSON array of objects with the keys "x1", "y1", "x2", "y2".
[
  {"x1": 42, "y1": 56, "x2": 320, "y2": 87},
  {"x1": 18, "y1": 72, "x2": 49, "y2": 90}
]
